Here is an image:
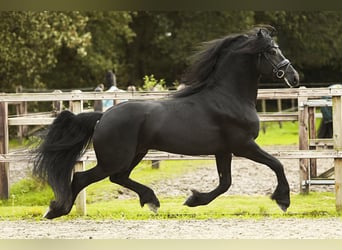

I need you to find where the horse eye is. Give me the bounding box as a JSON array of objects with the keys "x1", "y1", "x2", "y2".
[{"x1": 268, "y1": 48, "x2": 277, "y2": 55}]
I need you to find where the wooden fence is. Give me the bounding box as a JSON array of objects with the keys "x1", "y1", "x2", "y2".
[{"x1": 1, "y1": 87, "x2": 342, "y2": 214}]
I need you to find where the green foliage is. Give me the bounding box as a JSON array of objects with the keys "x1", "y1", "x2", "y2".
[
  {"x1": 139, "y1": 74, "x2": 167, "y2": 91},
  {"x1": 0, "y1": 11, "x2": 91, "y2": 91},
  {"x1": 126, "y1": 11, "x2": 254, "y2": 86},
  {"x1": 254, "y1": 11, "x2": 342, "y2": 82},
  {"x1": 41, "y1": 11, "x2": 135, "y2": 90},
  {"x1": 2, "y1": 11, "x2": 342, "y2": 92}
]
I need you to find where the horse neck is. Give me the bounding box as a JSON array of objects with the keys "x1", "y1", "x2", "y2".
[{"x1": 213, "y1": 55, "x2": 259, "y2": 105}]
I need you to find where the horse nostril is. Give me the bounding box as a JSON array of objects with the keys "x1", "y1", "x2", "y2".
[
  {"x1": 293, "y1": 72, "x2": 300, "y2": 86},
  {"x1": 295, "y1": 76, "x2": 300, "y2": 86}
]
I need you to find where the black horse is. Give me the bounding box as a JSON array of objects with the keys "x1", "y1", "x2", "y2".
[{"x1": 33, "y1": 26, "x2": 299, "y2": 219}]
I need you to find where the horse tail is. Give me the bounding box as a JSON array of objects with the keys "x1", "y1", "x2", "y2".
[{"x1": 33, "y1": 110, "x2": 103, "y2": 208}]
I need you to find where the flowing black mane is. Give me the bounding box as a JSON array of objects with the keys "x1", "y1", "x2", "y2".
[{"x1": 174, "y1": 26, "x2": 276, "y2": 98}]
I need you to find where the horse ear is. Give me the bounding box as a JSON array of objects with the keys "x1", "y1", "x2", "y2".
[
  {"x1": 257, "y1": 29, "x2": 264, "y2": 38},
  {"x1": 269, "y1": 26, "x2": 277, "y2": 37}
]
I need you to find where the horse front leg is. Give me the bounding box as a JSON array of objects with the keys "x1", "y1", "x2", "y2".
[
  {"x1": 234, "y1": 140, "x2": 290, "y2": 212},
  {"x1": 184, "y1": 153, "x2": 232, "y2": 207}
]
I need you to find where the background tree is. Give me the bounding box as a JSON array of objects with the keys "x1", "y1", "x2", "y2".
[
  {"x1": 254, "y1": 11, "x2": 342, "y2": 83},
  {"x1": 0, "y1": 11, "x2": 91, "y2": 91},
  {"x1": 125, "y1": 11, "x2": 254, "y2": 87},
  {"x1": 41, "y1": 11, "x2": 135, "y2": 90},
  {"x1": 2, "y1": 11, "x2": 342, "y2": 93}
]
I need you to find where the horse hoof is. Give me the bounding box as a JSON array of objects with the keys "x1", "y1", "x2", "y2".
[
  {"x1": 147, "y1": 203, "x2": 159, "y2": 213},
  {"x1": 277, "y1": 202, "x2": 288, "y2": 212},
  {"x1": 43, "y1": 205, "x2": 69, "y2": 219},
  {"x1": 43, "y1": 208, "x2": 49, "y2": 218},
  {"x1": 43, "y1": 207, "x2": 54, "y2": 219},
  {"x1": 183, "y1": 189, "x2": 200, "y2": 207}
]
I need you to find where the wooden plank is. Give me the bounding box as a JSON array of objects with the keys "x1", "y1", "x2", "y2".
[
  {"x1": 304, "y1": 99, "x2": 332, "y2": 107},
  {"x1": 309, "y1": 138, "x2": 334, "y2": 148},
  {"x1": 0, "y1": 102, "x2": 9, "y2": 199},
  {"x1": 2, "y1": 149, "x2": 342, "y2": 163},
  {"x1": 80, "y1": 150, "x2": 342, "y2": 161},
  {"x1": 70, "y1": 91, "x2": 86, "y2": 216},
  {"x1": 318, "y1": 167, "x2": 335, "y2": 178},
  {"x1": 298, "y1": 88, "x2": 309, "y2": 194},
  {"x1": 308, "y1": 106, "x2": 317, "y2": 177},
  {"x1": 332, "y1": 95, "x2": 342, "y2": 211},
  {"x1": 258, "y1": 113, "x2": 298, "y2": 122},
  {"x1": 0, "y1": 88, "x2": 342, "y2": 102},
  {"x1": 8, "y1": 117, "x2": 54, "y2": 125},
  {"x1": 6, "y1": 113, "x2": 298, "y2": 126},
  {"x1": 303, "y1": 179, "x2": 335, "y2": 186},
  {"x1": 74, "y1": 161, "x2": 86, "y2": 216},
  {"x1": 0, "y1": 91, "x2": 172, "y2": 102}
]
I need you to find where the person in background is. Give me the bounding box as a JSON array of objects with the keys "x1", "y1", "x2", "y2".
[
  {"x1": 102, "y1": 70, "x2": 126, "y2": 111},
  {"x1": 93, "y1": 83, "x2": 104, "y2": 112},
  {"x1": 317, "y1": 84, "x2": 342, "y2": 138}
]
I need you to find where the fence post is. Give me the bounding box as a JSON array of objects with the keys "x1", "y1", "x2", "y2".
[
  {"x1": 308, "y1": 106, "x2": 317, "y2": 178},
  {"x1": 52, "y1": 90, "x2": 63, "y2": 114},
  {"x1": 332, "y1": 93, "x2": 342, "y2": 211},
  {"x1": 70, "y1": 90, "x2": 86, "y2": 216},
  {"x1": 16, "y1": 85, "x2": 28, "y2": 142},
  {"x1": 0, "y1": 102, "x2": 9, "y2": 199},
  {"x1": 151, "y1": 160, "x2": 160, "y2": 169},
  {"x1": 298, "y1": 87, "x2": 310, "y2": 194},
  {"x1": 277, "y1": 98, "x2": 283, "y2": 128},
  {"x1": 261, "y1": 99, "x2": 267, "y2": 133}
]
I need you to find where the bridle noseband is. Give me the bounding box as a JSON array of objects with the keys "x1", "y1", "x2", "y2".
[{"x1": 259, "y1": 46, "x2": 293, "y2": 88}]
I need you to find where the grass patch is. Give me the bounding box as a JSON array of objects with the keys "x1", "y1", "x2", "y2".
[
  {"x1": 256, "y1": 121, "x2": 299, "y2": 146},
  {"x1": 1, "y1": 192, "x2": 340, "y2": 220},
  {"x1": 0, "y1": 177, "x2": 53, "y2": 207}
]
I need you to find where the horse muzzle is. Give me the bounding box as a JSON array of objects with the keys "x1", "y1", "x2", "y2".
[{"x1": 283, "y1": 65, "x2": 300, "y2": 88}]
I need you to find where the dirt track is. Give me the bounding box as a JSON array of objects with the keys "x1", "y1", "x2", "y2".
[
  {"x1": 1, "y1": 218, "x2": 342, "y2": 239},
  {"x1": 2, "y1": 145, "x2": 342, "y2": 239}
]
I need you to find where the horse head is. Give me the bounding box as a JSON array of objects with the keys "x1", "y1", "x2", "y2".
[{"x1": 256, "y1": 28, "x2": 299, "y2": 88}]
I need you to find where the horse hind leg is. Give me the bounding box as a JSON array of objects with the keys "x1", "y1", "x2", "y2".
[
  {"x1": 109, "y1": 152, "x2": 160, "y2": 213},
  {"x1": 110, "y1": 173, "x2": 160, "y2": 212},
  {"x1": 184, "y1": 153, "x2": 232, "y2": 207},
  {"x1": 43, "y1": 165, "x2": 109, "y2": 219}
]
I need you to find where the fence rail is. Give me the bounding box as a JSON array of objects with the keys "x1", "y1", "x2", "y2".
[
  {"x1": 2, "y1": 149, "x2": 342, "y2": 163},
  {"x1": 1, "y1": 87, "x2": 342, "y2": 103},
  {"x1": 1, "y1": 86, "x2": 342, "y2": 214}
]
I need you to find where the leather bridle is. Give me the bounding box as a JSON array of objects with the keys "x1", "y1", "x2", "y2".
[{"x1": 259, "y1": 46, "x2": 293, "y2": 88}]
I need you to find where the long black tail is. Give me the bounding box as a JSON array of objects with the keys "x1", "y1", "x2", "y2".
[{"x1": 33, "y1": 110, "x2": 103, "y2": 206}]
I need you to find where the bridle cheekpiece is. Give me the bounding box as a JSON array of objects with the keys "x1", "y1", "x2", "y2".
[{"x1": 259, "y1": 45, "x2": 293, "y2": 88}]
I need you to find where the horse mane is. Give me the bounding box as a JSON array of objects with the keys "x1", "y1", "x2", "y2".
[{"x1": 173, "y1": 25, "x2": 275, "y2": 98}]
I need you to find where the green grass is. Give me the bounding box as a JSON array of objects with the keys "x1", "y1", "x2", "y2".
[
  {"x1": 82, "y1": 192, "x2": 339, "y2": 220},
  {"x1": 256, "y1": 121, "x2": 299, "y2": 146},
  {"x1": 0, "y1": 192, "x2": 340, "y2": 220}
]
